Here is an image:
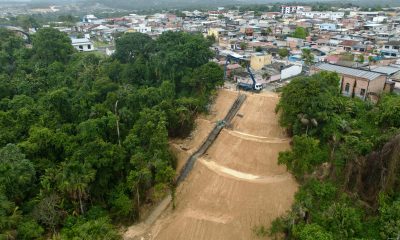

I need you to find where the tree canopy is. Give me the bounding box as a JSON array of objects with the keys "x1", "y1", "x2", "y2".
[
  {"x1": 32, "y1": 28, "x2": 74, "y2": 65},
  {"x1": 272, "y1": 72, "x2": 400, "y2": 240},
  {"x1": 0, "y1": 29, "x2": 223, "y2": 239},
  {"x1": 291, "y1": 27, "x2": 308, "y2": 39}
]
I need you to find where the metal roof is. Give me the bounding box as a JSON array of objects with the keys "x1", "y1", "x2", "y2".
[
  {"x1": 372, "y1": 66, "x2": 400, "y2": 75},
  {"x1": 71, "y1": 38, "x2": 92, "y2": 44},
  {"x1": 315, "y1": 63, "x2": 382, "y2": 81}
]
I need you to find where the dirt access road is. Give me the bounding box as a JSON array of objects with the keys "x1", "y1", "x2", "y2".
[{"x1": 124, "y1": 89, "x2": 298, "y2": 240}]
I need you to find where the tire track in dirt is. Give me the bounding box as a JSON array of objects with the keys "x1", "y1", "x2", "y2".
[
  {"x1": 223, "y1": 129, "x2": 290, "y2": 143},
  {"x1": 198, "y1": 158, "x2": 292, "y2": 184}
]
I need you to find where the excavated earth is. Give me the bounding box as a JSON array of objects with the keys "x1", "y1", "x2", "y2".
[{"x1": 124, "y1": 89, "x2": 298, "y2": 240}]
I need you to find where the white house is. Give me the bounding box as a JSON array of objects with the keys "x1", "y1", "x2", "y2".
[
  {"x1": 381, "y1": 41, "x2": 400, "y2": 57},
  {"x1": 71, "y1": 38, "x2": 94, "y2": 52},
  {"x1": 82, "y1": 15, "x2": 98, "y2": 23},
  {"x1": 373, "y1": 16, "x2": 388, "y2": 23},
  {"x1": 319, "y1": 23, "x2": 337, "y2": 31},
  {"x1": 364, "y1": 23, "x2": 388, "y2": 32},
  {"x1": 133, "y1": 24, "x2": 152, "y2": 34},
  {"x1": 298, "y1": 11, "x2": 344, "y2": 21}
]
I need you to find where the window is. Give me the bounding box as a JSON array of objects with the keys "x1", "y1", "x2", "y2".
[
  {"x1": 385, "y1": 45, "x2": 390, "y2": 49},
  {"x1": 79, "y1": 45, "x2": 83, "y2": 50},
  {"x1": 345, "y1": 83, "x2": 350, "y2": 93},
  {"x1": 88, "y1": 44, "x2": 91, "y2": 50},
  {"x1": 360, "y1": 88, "x2": 366, "y2": 96}
]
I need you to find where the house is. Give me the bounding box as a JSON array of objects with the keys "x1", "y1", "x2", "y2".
[
  {"x1": 382, "y1": 64, "x2": 400, "y2": 89},
  {"x1": 133, "y1": 24, "x2": 152, "y2": 33},
  {"x1": 363, "y1": 23, "x2": 388, "y2": 32},
  {"x1": 381, "y1": 41, "x2": 400, "y2": 58},
  {"x1": 373, "y1": 16, "x2": 388, "y2": 23},
  {"x1": 250, "y1": 53, "x2": 272, "y2": 70},
  {"x1": 82, "y1": 14, "x2": 98, "y2": 23},
  {"x1": 319, "y1": 23, "x2": 337, "y2": 31},
  {"x1": 351, "y1": 44, "x2": 367, "y2": 52},
  {"x1": 340, "y1": 40, "x2": 361, "y2": 51},
  {"x1": 207, "y1": 28, "x2": 225, "y2": 40},
  {"x1": 71, "y1": 38, "x2": 94, "y2": 52},
  {"x1": 282, "y1": 25, "x2": 297, "y2": 35},
  {"x1": 298, "y1": 11, "x2": 344, "y2": 21},
  {"x1": 368, "y1": 65, "x2": 400, "y2": 90},
  {"x1": 286, "y1": 37, "x2": 304, "y2": 49},
  {"x1": 312, "y1": 63, "x2": 386, "y2": 100},
  {"x1": 325, "y1": 55, "x2": 340, "y2": 64}
]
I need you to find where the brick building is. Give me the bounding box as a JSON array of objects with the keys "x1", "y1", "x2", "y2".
[{"x1": 312, "y1": 63, "x2": 387, "y2": 100}]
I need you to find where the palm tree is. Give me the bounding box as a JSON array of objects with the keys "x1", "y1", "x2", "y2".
[
  {"x1": 0, "y1": 192, "x2": 22, "y2": 240},
  {"x1": 302, "y1": 49, "x2": 314, "y2": 66},
  {"x1": 57, "y1": 161, "x2": 95, "y2": 214},
  {"x1": 128, "y1": 167, "x2": 152, "y2": 217}
]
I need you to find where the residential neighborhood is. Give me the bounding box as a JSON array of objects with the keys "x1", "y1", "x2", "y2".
[{"x1": 15, "y1": 4, "x2": 400, "y2": 98}]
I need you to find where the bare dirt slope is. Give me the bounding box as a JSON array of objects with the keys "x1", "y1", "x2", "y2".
[
  {"x1": 170, "y1": 90, "x2": 239, "y2": 173},
  {"x1": 124, "y1": 90, "x2": 297, "y2": 240}
]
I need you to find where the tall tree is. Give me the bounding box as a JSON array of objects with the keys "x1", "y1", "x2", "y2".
[
  {"x1": 278, "y1": 135, "x2": 328, "y2": 178},
  {"x1": 32, "y1": 28, "x2": 74, "y2": 65},
  {"x1": 302, "y1": 48, "x2": 314, "y2": 66},
  {"x1": 0, "y1": 29, "x2": 25, "y2": 75},
  {"x1": 0, "y1": 144, "x2": 35, "y2": 202},
  {"x1": 291, "y1": 27, "x2": 308, "y2": 39},
  {"x1": 278, "y1": 48, "x2": 289, "y2": 58},
  {"x1": 114, "y1": 32, "x2": 154, "y2": 63},
  {"x1": 0, "y1": 190, "x2": 22, "y2": 240}
]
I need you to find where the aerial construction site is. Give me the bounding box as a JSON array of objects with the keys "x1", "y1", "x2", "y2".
[{"x1": 124, "y1": 89, "x2": 298, "y2": 240}]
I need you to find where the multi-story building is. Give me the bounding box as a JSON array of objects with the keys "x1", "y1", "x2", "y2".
[
  {"x1": 281, "y1": 5, "x2": 303, "y2": 14},
  {"x1": 298, "y1": 11, "x2": 344, "y2": 21},
  {"x1": 381, "y1": 41, "x2": 400, "y2": 57}
]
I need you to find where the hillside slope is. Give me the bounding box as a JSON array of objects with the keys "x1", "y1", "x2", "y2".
[{"x1": 125, "y1": 89, "x2": 297, "y2": 240}]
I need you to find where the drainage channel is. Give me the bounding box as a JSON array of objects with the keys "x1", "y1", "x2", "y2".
[
  {"x1": 176, "y1": 93, "x2": 247, "y2": 184},
  {"x1": 123, "y1": 93, "x2": 247, "y2": 238}
]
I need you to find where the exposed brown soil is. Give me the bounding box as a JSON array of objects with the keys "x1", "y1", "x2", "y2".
[{"x1": 124, "y1": 90, "x2": 298, "y2": 240}]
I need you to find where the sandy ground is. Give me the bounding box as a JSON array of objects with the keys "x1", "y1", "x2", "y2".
[
  {"x1": 231, "y1": 92, "x2": 287, "y2": 139},
  {"x1": 124, "y1": 89, "x2": 298, "y2": 240}
]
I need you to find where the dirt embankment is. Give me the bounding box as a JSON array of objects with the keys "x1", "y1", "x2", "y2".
[{"x1": 124, "y1": 89, "x2": 298, "y2": 240}]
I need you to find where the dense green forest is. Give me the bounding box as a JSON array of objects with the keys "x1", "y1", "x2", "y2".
[
  {"x1": 272, "y1": 72, "x2": 400, "y2": 239},
  {"x1": 0, "y1": 28, "x2": 222, "y2": 239}
]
